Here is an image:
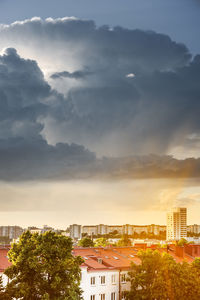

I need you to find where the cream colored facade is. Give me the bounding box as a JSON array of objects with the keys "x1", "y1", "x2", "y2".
[
  {"x1": 82, "y1": 226, "x2": 98, "y2": 236},
  {"x1": 187, "y1": 224, "x2": 200, "y2": 234},
  {"x1": 167, "y1": 207, "x2": 187, "y2": 241}
]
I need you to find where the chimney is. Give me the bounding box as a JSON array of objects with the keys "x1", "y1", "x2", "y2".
[
  {"x1": 175, "y1": 246, "x2": 184, "y2": 258},
  {"x1": 97, "y1": 258, "x2": 103, "y2": 264}
]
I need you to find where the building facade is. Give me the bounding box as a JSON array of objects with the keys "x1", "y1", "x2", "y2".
[
  {"x1": 167, "y1": 207, "x2": 187, "y2": 241},
  {"x1": 107, "y1": 226, "x2": 123, "y2": 235},
  {"x1": 97, "y1": 225, "x2": 109, "y2": 235},
  {"x1": 187, "y1": 224, "x2": 200, "y2": 235},
  {"x1": 69, "y1": 223, "x2": 167, "y2": 240},
  {"x1": 82, "y1": 226, "x2": 98, "y2": 236},
  {"x1": 147, "y1": 224, "x2": 166, "y2": 235},
  {"x1": 73, "y1": 247, "x2": 136, "y2": 300},
  {"x1": 0, "y1": 226, "x2": 23, "y2": 240},
  {"x1": 70, "y1": 224, "x2": 82, "y2": 240}
]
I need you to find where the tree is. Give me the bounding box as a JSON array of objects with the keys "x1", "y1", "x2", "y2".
[
  {"x1": 4, "y1": 231, "x2": 83, "y2": 300},
  {"x1": 117, "y1": 235, "x2": 132, "y2": 247},
  {"x1": 126, "y1": 249, "x2": 200, "y2": 300},
  {"x1": 177, "y1": 238, "x2": 188, "y2": 246},
  {"x1": 0, "y1": 276, "x2": 6, "y2": 300},
  {"x1": 94, "y1": 238, "x2": 109, "y2": 247},
  {"x1": 109, "y1": 230, "x2": 119, "y2": 236},
  {"x1": 78, "y1": 237, "x2": 94, "y2": 247}
]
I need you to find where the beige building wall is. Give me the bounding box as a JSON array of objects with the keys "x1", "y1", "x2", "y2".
[{"x1": 167, "y1": 207, "x2": 187, "y2": 241}]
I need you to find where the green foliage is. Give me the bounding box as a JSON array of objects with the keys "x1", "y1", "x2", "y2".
[
  {"x1": 78, "y1": 237, "x2": 94, "y2": 247},
  {"x1": 110, "y1": 230, "x2": 119, "y2": 235},
  {"x1": 117, "y1": 235, "x2": 132, "y2": 247},
  {"x1": 4, "y1": 231, "x2": 83, "y2": 300},
  {"x1": 0, "y1": 276, "x2": 6, "y2": 299},
  {"x1": 177, "y1": 238, "x2": 188, "y2": 246},
  {"x1": 126, "y1": 249, "x2": 200, "y2": 300},
  {"x1": 0, "y1": 276, "x2": 4, "y2": 292},
  {"x1": 94, "y1": 237, "x2": 109, "y2": 247}
]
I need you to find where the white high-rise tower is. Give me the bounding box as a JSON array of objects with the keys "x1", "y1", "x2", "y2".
[{"x1": 167, "y1": 207, "x2": 187, "y2": 241}]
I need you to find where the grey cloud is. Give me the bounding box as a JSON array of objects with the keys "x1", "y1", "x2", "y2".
[
  {"x1": 0, "y1": 137, "x2": 96, "y2": 181},
  {"x1": 1, "y1": 138, "x2": 200, "y2": 181},
  {"x1": 0, "y1": 19, "x2": 200, "y2": 180},
  {"x1": 97, "y1": 155, "x2": 200, "y2": 180},
  {"x1": 0, "y1": 47, "x2": 96, "y2": 181},
  {"x1": 0, "y1": 47, "x2": 199, "y2": 181},
  {"x1": 47, "y1": 54, "x2": 200, "y2": 155},
  {"x1": 50, "y1": 70, "x2": 92, "y2": 80},
  {"x1": 175, "y1": 197, "x2": 200, "y2": 208},
  {"x1": 0, "y1": 47, "x2": 49, "y2": 139},
  {"x1": 0, "y1": 17, "x2": 191, "y2": 74}
]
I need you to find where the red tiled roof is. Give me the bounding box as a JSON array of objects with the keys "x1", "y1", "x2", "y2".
[
  {"x1": 74, "y1": 247, "x2": 143, "y2": 270},
  {"x1": 0, "y1": 249, "x2": 11, "y2": 272},
  {"x1": 0, "y1": 245, "x2": 198, "y2": 273},
  {"x1": 73, "y1": 245, "x2": 196, "y2": 271}
]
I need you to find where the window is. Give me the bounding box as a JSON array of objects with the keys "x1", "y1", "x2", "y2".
[
  {"x1": 111, "y1": 274, "x2": 116, "y2": 284},
  {"x1": 100, "y1": 294, "x2": 105, "y2": 300},
  {"x1": 90, "y1": 295, "x2": 95, "y2": 300},
  {"x1": 121, "y1": 274, "x2": 126, "y2": 283},
  {"x1": 101, "y1": 276, "x2": 106, "y2": 284},
  {"x1": 111, "y1": 292, "x2": 116, "y2": 300},
  {"x1": 91, "y1": 277, "x2": 95, "y2": 285},
  {"x1": 121, "y1": 291, "x2": 126, "y2": 299}
]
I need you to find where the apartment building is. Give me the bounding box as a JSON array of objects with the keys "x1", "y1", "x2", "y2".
[
  {"x1": 73, "y1": 244, "x2": 196, "y2": 300},
  {"x1": 187, "y1": 224, "x2": 200, "y2": 235},
  {"x1": 167, "y1": 207, "x2": 187, "y2": 241},
  {"x1": 73, "y1": 247, "x2": 136, "y2": 300},
  {"x1": 97, "y1": 225, "x2": 109, "y2": 235},
  {"x1": 108, "y1": 226, "x2": 123, "y2": 235},
  {"x1": 71, "y1": 224, "x2": 166, "y2": 239},
  {"x1": 82, "y1": 225, "x2": 123, "y2": 236},
  {"x1": 82, "y1": 226, "x2": 98, "y2": 236},
  {"x1": 70, "y1": 224, "x2": 82, "y2": 240},
  {"x1": 147, "y1": 224, "x2": 166, "y2": 235},
  {"x1": 122, "y1": 224, "x2": 134, "y2": 235},
  {"x1": 133, "y1": 225, "x2": 148, "y2": 235},
  {"x1": 28, "y1": 225, "x2": 56, "y2": 235},
  {"x1": 0, "y1": 226, "x2": 23, "y2": 240}
]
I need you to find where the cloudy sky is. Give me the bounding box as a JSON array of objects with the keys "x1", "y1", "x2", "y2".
[{"x1": 0, "y1": 1, "x2": 200, "y2": 228}]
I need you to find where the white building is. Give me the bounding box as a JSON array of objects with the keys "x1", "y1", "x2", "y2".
[
  {"x1": 133, "y1": 226, "x2": 148, "y2": 235},
  {"x1": 82, "y1": 225, "x2": 124, "y2": 236},
  {"x1": 167, "y1": 207, "x2": 187, "y2": 241},
  {"x1": 70, "y1": 224, "x2": 82, "y2": 240},
  {"x1": 82, "y1": 226, "x2": 98, "y2": 236},
  {"x1": 0, "y1": 226, "x2": 23, "y2": 240},
  {"x1": 73, "y1": 247, "x2": 138, "y2": 300},
  {"x1": 123, "y1": 224, "x2": 134, "y2": 235},
  {"x1": 107, "y1": 226, "x2": 123, "y2": 235},
  {"x1": 97, "y1": 225, "x2": 108, "y2": 235},
  {"x1": 187, "y1": 224, "x2": 200, "y2": 235},
  {"x1": 147, "y1": 224, "x2": 166, "y2": 235}
]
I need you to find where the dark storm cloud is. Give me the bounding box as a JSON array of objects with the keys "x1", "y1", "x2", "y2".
[
  {"x1": 50, "y1": 70, "x2": 92, "y2": 80},
  {"x1": 0, "y1": 17, "x2": 191, "y2": 72},
  {"x1": 0, "y1": 47, "x2": 49, "y2": 139},
  {"x1": 0, "y1": 18, "x2": 200, "y2": 180},
  {"x1": 52, "y1": 54, "x2": 200, "y2": 155},
  {"x1": 0, "y1": 47, "x2": 96, "y2": 180},
  {"x1": 3, "y1": 17, "x2": 191, "y2": 156},
  {"x1": 0, "y1": 137, "x2": 96, "y2": 181}
]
